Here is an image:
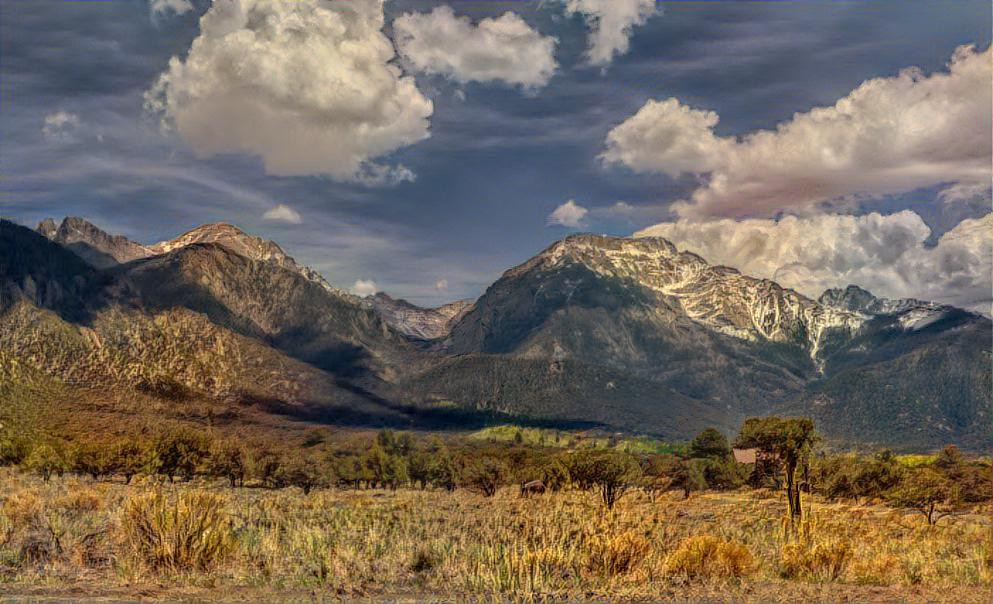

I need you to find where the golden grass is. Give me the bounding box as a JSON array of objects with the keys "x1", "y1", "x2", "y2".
[
  {"x1": 0, "y1": 468, "x2": 989, "y2": 602},
  {"x1": 665, "y1": 535, "x2": 755, "y2": 580},
  {"x1": 120, "y1": 490, "x2": 234, "y2": 573}
]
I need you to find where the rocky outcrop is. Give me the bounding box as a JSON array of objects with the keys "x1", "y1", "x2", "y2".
[{"x1": 365, "y1": 293, "x2": 473, "y2": 340}]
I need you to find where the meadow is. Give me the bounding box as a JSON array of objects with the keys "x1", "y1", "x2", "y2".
[{"x1": 1, "y1": 466, "x2": 989, "y2": 603}]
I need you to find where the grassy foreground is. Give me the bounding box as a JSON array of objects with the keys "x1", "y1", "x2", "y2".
[{"x1": 0, "y1": 468, "x2": 989, "y2": 602}]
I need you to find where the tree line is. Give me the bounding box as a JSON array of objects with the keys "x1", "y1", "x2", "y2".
[{"x1": 1, "y1": 417, "x2": 989, "y2": 522}]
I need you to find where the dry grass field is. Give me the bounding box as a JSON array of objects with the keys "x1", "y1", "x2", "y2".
[{"x1": 0, "y1": 468, "x2": 989, "y2": 603}]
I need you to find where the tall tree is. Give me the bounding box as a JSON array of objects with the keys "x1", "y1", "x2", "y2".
[{"x1": 736, "y1": 417, "x2": 817, "y2": 522}]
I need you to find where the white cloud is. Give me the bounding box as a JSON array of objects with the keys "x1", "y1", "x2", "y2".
[
  {"x1": 352, "y1": 279, "x2": 379, "y2": 297},
  {"x1": 547, "y1": 199, "x2": 589, "y2": 228},
  {"x1": 636, "y1": 211, "x2": 993, "y2": 314},
  {"x1": 435, "y1": 279, "x2": 448, "y2": 291},
  {"x1": 150, "y1": 0, "x2": 194, "y2": 18},
  {"x1": 393, "y1": 6, "x2": 557, "y2": 89},
  {"x1": 42, "y1": 111, "x2": 81, "y2": 139},
  {"x1": 601, "y1": 98, "x2": 731, "y2": 176},
  {"x1": 144, "y1": 0, "x2": 433, "y2": 182},
  {"x1": 604, "y1": 45, "x2": 992, "y2": 218},
  {"x1": 565, "y1": 0, "x2": 656, "y2": 68},
  {"x1": 262, "y1": 203, "x2": 302, "y2": 224}
]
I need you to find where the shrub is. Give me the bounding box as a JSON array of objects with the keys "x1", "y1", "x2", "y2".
[
  {"x1": 586, "y1": 530, "x2": 651, "y2": 576},
  {"x1": 666, "y1": 535, "x2": 755, "y2": 579},
  {"x1": 1, "y1": 488, "x2": 43, "y2": 530},
  {"x1": 53, "y1": 488, "x2": 103, "y2": 513},
  {"x1": 120, "y1": 490, "x2": 233, "y2": 573},
  {"x1": 780, "y1": 540, "x2": 852, "y2": 582},
  {"x1": 665, "y1": 536, "x2": 755, "y2": 580}
]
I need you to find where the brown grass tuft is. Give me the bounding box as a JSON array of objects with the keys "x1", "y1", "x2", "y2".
[
  {"x1": 119, "y1": 489, "x2": 233, "y2": 573},
  {"x1": 586, "y1": 530, "x2": 652, "y2": 576},
  {"x1": 780, "y1": 540, "x2": 852, "y2": 582},
  {"x1": 54, "y1": 488, "x2": 103, "y2": 513},
  {"x1": 665, "y1": 535, "x2": 755, "y2": 580}
]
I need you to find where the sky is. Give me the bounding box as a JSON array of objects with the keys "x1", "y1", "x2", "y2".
[{"x1": 1, "y1": 0, "x2": 990, "y2": 311}]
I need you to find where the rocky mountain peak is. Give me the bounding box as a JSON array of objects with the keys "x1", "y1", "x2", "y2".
[
  {"x1": 819, "y1": 284, "x2": 939, "y2": 316},
  {"x1": 36, "y1": 218, "x2": 58, "y2": 239},
  {"x1": 149, "y1": 222, "x2": 345, "y2": 297},
  {"x1": 488, "y1": 232, "x2": 865, "y2": 357},
  {"x1": 36, "y1": 216, "x2": 151, "y2": 268}
]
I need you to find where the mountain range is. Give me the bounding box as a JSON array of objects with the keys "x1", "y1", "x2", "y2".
[{"x1": 2, "y1": 216, "x2": 989, "y2": 450}]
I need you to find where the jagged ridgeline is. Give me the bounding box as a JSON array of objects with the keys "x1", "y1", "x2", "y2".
[{"x1": 2, "y1": 217, "x2": 989, "y2": 450}]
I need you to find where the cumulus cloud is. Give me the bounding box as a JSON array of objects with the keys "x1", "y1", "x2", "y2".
[
  {"x1": 42, "y1": 111, "x2": 81, "y2": 139},
  {"x1": 145, "y1": 0, "x2": 433, "y2": 182},
  {"x1": 636, "y1": 212, "x2": 993, "y2": 314},
  {"x1": 605, "y1": 45, "x2": 992, "y2": 217},
  {"x1": 150, "y1": 0, "x2": 194, "y2": 18},
  {"x1": 601, "y1": 98, "x2": 731, "y2": 176},
  {"x1": 262, "y1": 203, "x2": 302, "y2": 224},
  {"x1": 565, "y1": 0, "x2": 656, "y2": 68},
  {"x1": 393, "y1": 6, "x2": 557, "y2": 89},
  {"x1": 352, "y1": 279, "x2": 379, "y2": 297},
  {"x1": 548, "y1": 199, "x2": 589, "y2": 228}
]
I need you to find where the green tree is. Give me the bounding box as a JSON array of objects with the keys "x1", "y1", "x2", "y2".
[
  {"x1": 540, "y1": 456, "x2": 571, "y2": 492},
  {"x1": 23, "y1": 442, "x2": 69, "y2": 481},
  {"x1": 254, "y1": 448, "x2": 283, "y2": 488},
  {"x1": 702, "y1": 457, "x2": 749, "y2": 490},
  {"x1": 428, "y1": 445, "x2": 459, "y2": 491},
  {"x1": 585, "y1": 451, "x2": 640, "y2": 509},
  {"x1": 110, "y1": 438, "x2": 153, "y2": 484},
  {"x1": 673, "y1": 458, "x2": 708, "y2": 499},
  {"x1": 275, "y1": 454, "x2": 329, "y2": 494},
  {"x1": 690, "y1": 428, "x2": 731, "y2": 459},
  {"x1": 73, "y1": 440, "x2": 114, "y2": 480},
  {"x1": 464, "y1": 457, "x2": 506, "y2": 497},
  {"x1": 207, "y1": 441, "x2": 248, "y2": 487},
  {"x1": 736, "y1": 417, "x2": 817, "y2": 522},
  {"x1": 886, "y1": 467, "x2": 958, "y2": 525},
  {"x1": 155, "y1": 429, "x2": 210, "y2": 482}
]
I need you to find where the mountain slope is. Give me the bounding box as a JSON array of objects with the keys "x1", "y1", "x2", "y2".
[
  {"x1": 416, "y1": 234, "x2": 990, "y2": 448},
  {"x1": 1, "y1": 220, "x2": 414, "y2": 434},
  {"x1": 115, "y1": 242, "x2": 414, "y2": 383},
  {"x1": 7, "y1": 218, "x2": 990, "y2": 450}
]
